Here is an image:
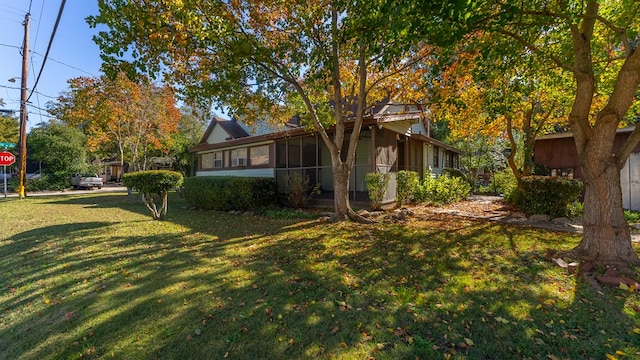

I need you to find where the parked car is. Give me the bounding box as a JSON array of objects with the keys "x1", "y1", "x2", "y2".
[{"x1": 70, "y1": 174, "x2": 103, "y2": 189}]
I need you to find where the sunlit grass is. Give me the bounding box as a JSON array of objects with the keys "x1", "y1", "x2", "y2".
[{"x1": 0, "y1": 193, "x2": 639, "y2": 359}]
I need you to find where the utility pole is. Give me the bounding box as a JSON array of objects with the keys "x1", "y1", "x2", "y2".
[{"x1": 18, "y1": 13, "x2": 29, "y2": 199}]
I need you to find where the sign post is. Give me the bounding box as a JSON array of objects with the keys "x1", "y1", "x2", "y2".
[{"x1": 0, "y1": 150, "x2": 16, "y2": 198}]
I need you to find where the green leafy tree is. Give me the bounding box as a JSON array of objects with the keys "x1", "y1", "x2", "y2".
[
  {"x1": 169, "y1": 105, "x2": 210, "y2": 177},
  {"x1": 0, "y1": 113, "x2": 19, "y2": 144},
  {"x1": 27, "y1": 122, "x2": 93, "y2": 189}
]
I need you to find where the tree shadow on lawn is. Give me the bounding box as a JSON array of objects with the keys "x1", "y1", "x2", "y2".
[
  {"x1": 3, "y1": 194, "x2": 638, "y2": 359},
  {"x1": 1, "y1": 195, "x2": 324, "y2": 359},
  {"x1": 200, "y1": 218, "x2": 639, "y2": 359}
]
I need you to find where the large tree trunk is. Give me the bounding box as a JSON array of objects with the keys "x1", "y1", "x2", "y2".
[{"x1": 572, "y1": 150, "x2": 639, "y2": 265}]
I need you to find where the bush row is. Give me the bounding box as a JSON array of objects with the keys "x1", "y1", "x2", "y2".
[
  {"x1": 183, "y1": 176, "x2": 278, "y2": 211},
  {"x1": 367, "y1": 170, "x2": 471, "y2": 207},
  {"x1": 414, "y1": 173, "x2": 471, "y2": 205},
  {"x1": 365, "y1": 170, "x2": 582, "y2": 218}
]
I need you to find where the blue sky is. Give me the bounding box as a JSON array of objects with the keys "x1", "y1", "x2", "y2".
[{"x1": 0, "y1": 0, "x2": 103, "y2": 129}]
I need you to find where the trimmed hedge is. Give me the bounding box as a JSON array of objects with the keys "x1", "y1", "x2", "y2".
[
  {"x1": 122, "y1": 170, "x2": 184, "y2": 220},
  {"x1": 122, "y1": 170, "x2": 184, "y2": 194},
  {"x1": 183, "y1": 176, "x2": 278, "y2": 211},
  {"x1": 517, "y1": 176, "x2": 583, "y2": 218}
]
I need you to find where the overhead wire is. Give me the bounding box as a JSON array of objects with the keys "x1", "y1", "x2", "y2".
[
  {"x1": 0, "y1": 43, "x2": 21, "y2": 49},
  {"x1": 31, "y1": 0, "x2": 48, "y2": 124},
  {"x1": 32, "y1": 51, "x2": 97, "y2": 76},
  {"x1": 27, "y1": 0, "x2": 67, "y2": 103}
]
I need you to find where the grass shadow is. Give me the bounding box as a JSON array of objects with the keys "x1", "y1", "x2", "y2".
[{"x1": 0, "y1": 194, "x2": 638, "y2": 359}]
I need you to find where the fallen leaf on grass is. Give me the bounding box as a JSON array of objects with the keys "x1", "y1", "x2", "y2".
[{"x1": 619, "y1": 283, "x2": 629, "y2": 291}]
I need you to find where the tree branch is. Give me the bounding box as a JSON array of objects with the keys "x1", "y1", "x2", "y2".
[
  {"x1": 499, "y1": 29, "x2": 575, "y2": 73},
  {"x1": 594, "y1": 15, "x2": 630, "y2": 56}
]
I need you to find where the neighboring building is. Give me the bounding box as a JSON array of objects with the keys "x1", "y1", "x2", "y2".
[
  {"x1": 191, "y1": 103, "x2": 462, "y2": 204},
  {"x1": 534, "y1": 126, "x2": 640, "y2": 211}
]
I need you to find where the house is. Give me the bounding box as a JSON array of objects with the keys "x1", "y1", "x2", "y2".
[
  {"x1": 534, "y1": 126, "x2": 640, "y2": 211},
  {"x1": 190, "y1": 103, "x2": 462, "y2": 204}
]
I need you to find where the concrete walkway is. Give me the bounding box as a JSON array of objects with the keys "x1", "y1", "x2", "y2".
[{"x1": 1, "y1": 183, "x2": 128, "y2": 198}]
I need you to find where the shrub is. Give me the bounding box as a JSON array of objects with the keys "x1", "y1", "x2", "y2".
[
  {"x1": 364, "y1": 172, "x2": 391, "y2": 210},
  {"x1": 490, "y1": 168, "x2": 518, "y2": 202},
  {"x1": 625, "y1": 210, "x2": 640, "y2": 224},
  {"x1": 122, "y1": 170, "x2": 184, "y2": 220},
  {"x1": 182, "y1": 176, "x2": 278, "y2": 211},
  {"x1": 285, "y1": 172, "x2": 320, "y2": 209},
  {"x1": 567, "y1": 201, "x2": 584, "y2": 220},
  {"x1": 516, "y1": 176, "x2": 583, "y2": 218},
  {"x1": 414, "y1": 174, "x2": 471, "y2": 205},
  {"x1": 25, "y1": 177, "x2": 48, "y2": 192},
  {"x1": 23, "y1": 173, "x2": 70, "y2": 192},
  {"x1": 396, "y1": 170, "x2": 419, "y2": 205}
]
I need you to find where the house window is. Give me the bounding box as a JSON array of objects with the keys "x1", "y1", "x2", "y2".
[
  {"x1": 433, "y1": 146, "x2": 440, "y2": 168},
  {"x1": 201, "y1": 151, "x2": 223, "y2": 169},
  {"x1": 231, "y1": 148, "x2": 247, "y2": 167},
  {"x1": 250, "y1": 145, "x2": 269, "y2": 166},
  {"x1": 213, "y1": 151, "x2": 223, "y2": 168},
  {"x1": 201, "y1": 153, "x2": 214, "y2": 169}
]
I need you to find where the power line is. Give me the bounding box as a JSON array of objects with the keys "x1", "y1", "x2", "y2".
[
  {"x1": 27, "y1": 0, "x2": 67, "y2": 103},
  {"x1": 32, "y1": 51, "x2": 97, "y2": 76},
  {"x1": 0, "y1": 45, "x2": 97, "y2": 77},
  {"x1": 32, "y1": 0, "x2": 47, "y2": 50},
  {"x1": 0, "y1": 4, "x2": 26, "y2": 17},
  {"x1": 0, "y1": 15, "x2": 22, "y2": 24},
  {"x1": 0, "y1": 43, "x2": 21, "y2": 49},
  {"x1": 0, "y1": 85, "x2": 57, "y2": 99}
]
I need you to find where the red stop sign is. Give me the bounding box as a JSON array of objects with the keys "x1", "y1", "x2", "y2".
[{"x1": 0, "y1": 151, "x2": 15, "y2": 166}]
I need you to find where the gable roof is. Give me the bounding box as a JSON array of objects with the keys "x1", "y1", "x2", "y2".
[{"x1": 198, "y1": 116, "x2": 250, "y2": 144}]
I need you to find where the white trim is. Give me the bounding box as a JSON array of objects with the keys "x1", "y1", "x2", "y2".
[{"x1": 196, "y1": 168, "x2": 275, "y2": 178}]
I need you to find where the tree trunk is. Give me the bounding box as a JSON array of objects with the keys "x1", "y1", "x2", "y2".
[
  {"x1": 572, "y1": 155, "x2": 640, "y2": 265},
  {"x1": 332, "y1": 162, "x2": 372, "y2": 223},
  {"x1": 332, "y1": 163, "x2": 353, "y2": 220}
]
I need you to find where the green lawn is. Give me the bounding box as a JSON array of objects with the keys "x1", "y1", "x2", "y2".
[{"x1": 0, "y1": 193, "x2": 639, "y2": 360}]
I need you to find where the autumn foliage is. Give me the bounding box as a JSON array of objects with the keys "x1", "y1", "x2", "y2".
[{"x1": 51, "y1": 72, "x2": 181, "y2": 171}]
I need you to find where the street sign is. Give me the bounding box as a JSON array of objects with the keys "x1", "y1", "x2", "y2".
[
  {"x1": 0, "y1": 151, "x2": 15, "y2": 166},
  {"x1": 0, "y1": 142, "x2": 15, "y2": 149}
]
